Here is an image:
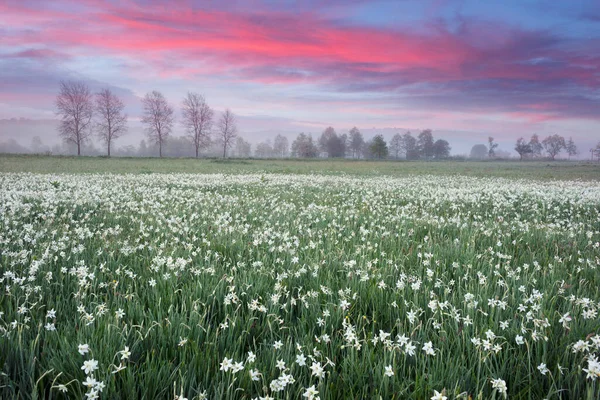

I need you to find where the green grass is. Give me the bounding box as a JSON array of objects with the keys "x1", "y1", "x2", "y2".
[
  {"x1": 1, "y1": 153, "x2": 599, "y2": 180},
  {"x1": 0, "y1": 161, "x2": 599, "y2": 399}
]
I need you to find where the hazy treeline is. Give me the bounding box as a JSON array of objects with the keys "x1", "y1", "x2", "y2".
[{"x1": 1, "y1": 80, "x2": 594, "y2": 160}]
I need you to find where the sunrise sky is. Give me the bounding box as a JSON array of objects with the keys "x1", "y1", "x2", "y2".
[{"x1": 1, "y1": 0, "x2": 599, "y2": 154}]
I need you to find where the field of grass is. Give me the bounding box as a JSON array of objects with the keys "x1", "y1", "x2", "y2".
[
  {"x1": 0, "y1": 157, "x2": 599, "y2": 399},
  {"x1": 1, "y1": 153, "x2": 599, "y2": 180}
]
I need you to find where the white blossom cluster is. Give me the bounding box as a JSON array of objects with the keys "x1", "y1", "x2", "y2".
[{"x1": 0, "y1": 172, "x2": 599, "y2": 399}]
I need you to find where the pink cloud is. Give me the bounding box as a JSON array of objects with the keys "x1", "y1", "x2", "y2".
[{"x1": 1, "y1": 0, "x2": 599, "y2": 124}]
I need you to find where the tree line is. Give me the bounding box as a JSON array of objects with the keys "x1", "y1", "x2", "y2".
[
  {"x1": 514, "y1": 134, "x2": 578, "y2": 160},
  {"x1": 56, "y1": 81, "x2": 238, "y2": 157},
  {"x1": 51, "y1": 81, "x2": 588, "y2": 160},
  {"x1": 54, "y1": 80, "x2": 455, "y2": 160},
  {"x1": 289, "y1": 128, "x2": 451, "y2": 160}
]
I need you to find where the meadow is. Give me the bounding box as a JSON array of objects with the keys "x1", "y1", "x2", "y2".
[
  {"x1": 0, "y1": 156, "x2": 599, "y2": 399},
  {"x1": 1, "y1": 154, "x2": 600, "y2": 180}
]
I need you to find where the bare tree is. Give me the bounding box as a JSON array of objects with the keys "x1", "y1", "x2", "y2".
[
  {"x1": 529, "y1": 134, "x2": 543, "y2": 158},
  {"x1": 565, "y1": 137, "x2": 578, "y2": 160},
  {"x1": 217, "y1": 109, "x2": 238, "y2": 158},
  {"x1": 181, "y1": 92, "x2": 213, "y2": 158},
  {"x1": 234, "y1": 136, "x2": 251, "y2": 157},
  {"x1": 95, "y1": 88, "x2": 127, "y2": 157},
  {"x1": 348, "y1": 127, "x2": 364, "y2": 158},
  {"x1": 255, "y1": 140, "x2": 274, "y2": 158},
  {"x1": 141, "y1": 91, "x2": 174, "y2": 158},
  {"x1": 389, "y1": 133, "x2": 404, "y2": 159},
  {"x1": 515, "y1": 137, "x2": 532, "y2": 160},
  {"x1": 488, "y1": 136, "x2": 498, "y2": 158},
  {"x1": 55, "y1": 81, "x2": 94, "y2": 156},
  {"x1": 542, "y1": 134, "x2": 566, "y2": 160},
  {"x1": 273, "y1": 134, "x2": 289, "y2": 158}
]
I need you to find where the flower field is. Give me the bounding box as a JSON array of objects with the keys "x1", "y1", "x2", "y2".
[{"x1": 1, "y1": 172, "x2": 599, "y2": 399}]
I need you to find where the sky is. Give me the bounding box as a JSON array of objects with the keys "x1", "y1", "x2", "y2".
[{"x1": 1, "y1": 0, "x2": 600, "y2": 155}]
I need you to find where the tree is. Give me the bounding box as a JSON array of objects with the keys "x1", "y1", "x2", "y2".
[
  {"x1": 348, "y1": 127, "x2": 364, "y2": 158},
  {"x1": 138, "y1": 139, "x2": 150, "y2": 157},
  {"x1": 389, "y1": 133, "x2": 404, "y2": 159},
  {"x1": 55, "y1": 81, "x2": 94, "y2": 156},
  {"x1": 594, "y1": 142, "x2": 600, "y2": 162},
  {"x1": 515, "y1": 137, "x2": 533, "y2": 160},
  {"x1": 31, "y1": 136, "x2": 45, "y2": 153},
  {"x1": 433, "y1": 139, "x2": 451, "y2": 159},
  {"x1": 529, "y1": 134, "x2": 543, "y2": 158},
  {"x1": 488, "y1": 136, "x2": 498, "y2": 158},
  {"x1": 369, "y1": 134, "x2": 388, "y2": 159},
  {"x1": 181, "y1": 92, "x2": 213, "y2": 158},
  {"x1": 542, "y1": 134, "x2": 566, "y2": 160},
  {"x1": 291, "y1": 133, "x2": 318, "y2": 158},
  {"x1": 141, "y1": 91, "x2": 174, "y2": 158},
  {"x1": 273, "y1": 134, "x2": 289, "y2": 158},
  {"x1": 217, "y1": 109, "x2": 238, "y2": 158},
  {"x1": 470, "y1": 144, "x2": 488, "y2": 159},
  {"x1": 234, "y1": 137, "x2": 251, "y2": 157},
  {"x1": 318, "y1": 127, "x2": 345, "y2": 158},
  {"x1": 255, "y1": 140, "x2": 274, "y2": 158},
  {"x1": 417, "y1": 129, "x2": 435, "y2": 159},
  {"x1": 95, "y1": 88, "x2": 127, "y2": 157},
  {"x1": 566, "y1": 137, "x2": 578, "y2": 160},
  {"x1": 403, "y1": 132, "x2": 419, "y2": 160}
]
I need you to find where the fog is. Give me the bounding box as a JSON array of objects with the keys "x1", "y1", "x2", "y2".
[{"x1": 0, "y1": 117, "x2": 596, "y2": 160}]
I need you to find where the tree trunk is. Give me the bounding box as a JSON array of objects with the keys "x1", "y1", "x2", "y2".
[
  {"x1": 223, "y1": 144, "x2": 226, "y2": 158},
  {"x1": 107, "y1": 140, "x2": 111, "y2": 157},
  {"x1": 159, "y1": 142, "x2": 162, "y2": 158},
  {"x1": 77, "y1": 141, "x2": 81, "y2": 156},
  {"x1": 196, "y1": 146, "x2": 199, "y2": 158}
]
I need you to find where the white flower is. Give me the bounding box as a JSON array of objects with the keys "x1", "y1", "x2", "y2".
[
  {"x1": 423, "y1": 341, "x2": 436, "y2": 356},
  {"x1": 515, "y1": 335, "x2": 524, "y2": 345},
  {"x1": 46, "y1": 309, "x2": 56, "y2": 319},
  {"x1": 491, "y1": 378, "x2": 507, "y2": 396},
  {"x1": 112, "y1": 363, "x2": 126, "y2": 374},
  {"x1": 559, "y1": 313, "x2": 572, "y2": 328},
  {"x1": 296, "y1": 353, "x2": 307, "y2": 366},
  {"x1": 273, "y1": 340, "x2": 283, "y2": 350},
  {"x1": 583, "y1": 356, "x2": 600, "y2": 381},
  {"x1": 276, "y1": 359, "x2": 286, "y2": 370},
  {"x1": 384, "y1": 365, "x2": 394, "y2": 377},
  {"x1": 310, "y1": 361, "x2": 325, "y2": 378},
  {"x1": 82, "y1": 376, "x2": 98, "y2": 388},
  {"x1": 303, "y1": 385, "x2": 320, "y2": 399},
  {"x1": 247, "y1": 351, "x2": 256, "y2": 363},
  {"x1": 44, "y1": 322, "x2": 56, "y2": 331},
  {"x1": 220, "y1": 357, "x2": 233, "y2": 372},
  {"x1": 115, "y1": 309, "x2": 125, "y2": 319},
  {"x1": 78, "y1": 344, "x2": 90, "y2": 355},
  {"x1": 231, "y1": 361, "x2": 244, "y2": 373},
  {"x1": 538, "y1": 363, "x2": 549, "y2": 375},
  {"x1": 250, "y1": 369, "x2": 261, "y2": 381},
  {"x1": 431, "y1": 390, "x2": 447, "y2": 400},
  {"x1": 81, "y1": 359, "x2": 99, "y2": 375},
  {"x1": 405, "y1": 342, "x2": 416, "y2": 356},
  {"x1": 120, "y1": 346, "x2": 131, "y2": 360}
]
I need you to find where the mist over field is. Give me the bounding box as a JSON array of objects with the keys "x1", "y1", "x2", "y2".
[{"x1": 0, "y1": 118, "x2": 596, "y2": 160}]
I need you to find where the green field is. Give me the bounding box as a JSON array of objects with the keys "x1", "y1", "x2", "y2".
[
  {"x1": 1, "y1": 154, "x2": 599, "y2": 180},
  {"x1": 1, "y1": 156, "x2": 599, "y2": 399}
]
